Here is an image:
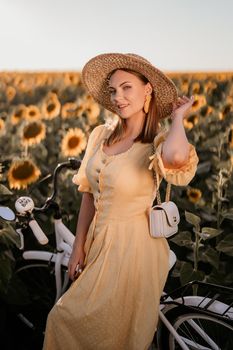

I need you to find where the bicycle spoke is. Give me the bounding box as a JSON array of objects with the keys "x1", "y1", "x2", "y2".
[{"x1": 170, "y1": 314, "x2": 233, "y2": 350}]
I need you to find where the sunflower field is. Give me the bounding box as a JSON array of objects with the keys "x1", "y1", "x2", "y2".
[{"x1": 0, "y1": 70, "x2": 233, "y2": 303}]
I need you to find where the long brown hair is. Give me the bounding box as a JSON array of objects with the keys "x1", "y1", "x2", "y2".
[{"x1": 105, "y1": 68, "x2": 162, "y2": 146}]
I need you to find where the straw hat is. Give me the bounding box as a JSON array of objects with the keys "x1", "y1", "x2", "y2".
[{"x1": 81, "y1": 52, "x2": 179, "y2": 119}]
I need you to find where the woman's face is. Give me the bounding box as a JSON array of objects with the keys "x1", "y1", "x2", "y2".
[{"x1": 108, "y1": 70, "x2": 152, "y2": 119}]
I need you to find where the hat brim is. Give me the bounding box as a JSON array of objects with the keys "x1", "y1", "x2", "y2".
[{"x1": 81, "y1": 53, "x2": 178, "y2": 119}]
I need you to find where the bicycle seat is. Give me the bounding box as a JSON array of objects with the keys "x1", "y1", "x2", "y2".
[{"x1": 169, "y1": 249, "x2": 176, "y2": 270}]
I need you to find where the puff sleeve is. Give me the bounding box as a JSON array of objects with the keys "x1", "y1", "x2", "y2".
[
  {"x1": 148, "y1": 127, "x2": 199, "y2": 186},
  {"x1": 72, "y1": 124, "x2": 106, "y2": 193}
]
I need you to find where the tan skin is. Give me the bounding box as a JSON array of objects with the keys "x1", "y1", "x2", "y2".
[{"x1": 68, "y1": 69, "x2": 194, "y2": 280}]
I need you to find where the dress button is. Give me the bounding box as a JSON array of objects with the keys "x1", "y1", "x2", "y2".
[
  {"x1": 96, "y1": 168, "x2": 101, "y2": 173},
  {"x1": 97, "y1": 179, "x2": 99, "y2": 183},
  {"x1": 102, "y1": 159, "x2": 106, "y2": 164}
]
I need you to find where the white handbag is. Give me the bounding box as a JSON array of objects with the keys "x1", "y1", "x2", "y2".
[{"x1": 148, "y1": 143, "x2": 180, "y2": 238}]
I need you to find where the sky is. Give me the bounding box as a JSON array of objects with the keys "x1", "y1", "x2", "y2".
[{"x1": 0, "y1": 0, "x2": 232, "y2": 72}]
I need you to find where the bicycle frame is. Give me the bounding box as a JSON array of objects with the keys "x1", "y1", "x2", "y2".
[
  {"x1": 159, "y1": 307, "x2": 189, "y2": 350},
  {"x1": 158, "y1": 280, "x2": 233, "y2": 349},
  {"x1": 22, "y1": 218, "x2": 75, "y2": 301}
]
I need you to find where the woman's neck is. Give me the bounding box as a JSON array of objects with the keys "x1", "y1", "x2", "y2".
[{"x1": 123, "y1": 111, "x2": 146, "y2": 139}]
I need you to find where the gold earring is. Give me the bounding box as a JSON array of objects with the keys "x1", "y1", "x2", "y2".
[{"x1": 143, "y1": 94, "x2": 152, "y2": 114}]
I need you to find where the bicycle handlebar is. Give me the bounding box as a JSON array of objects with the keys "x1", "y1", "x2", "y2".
[
  {"x1": 28, "y1": 219, "x2": 49, "y2": 245},
  {"x1": 14, "y1": 157, "x2": 80, "y2": 245},
  {"x1": 34, "y1": 157, "x2": 80, "y2": 212}
]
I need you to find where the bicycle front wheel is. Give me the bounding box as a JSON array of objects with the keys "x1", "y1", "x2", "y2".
[
  {"x1": 6, "y1": 260, "x2": 70, "y2": 350},
  {"x1": 157, "y1": 306, "x2": 233, "y2": 350}
]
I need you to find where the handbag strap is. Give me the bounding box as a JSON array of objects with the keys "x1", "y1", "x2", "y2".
[{"x1": 151, "y1": 142, "x2": 171, "y2": 204}]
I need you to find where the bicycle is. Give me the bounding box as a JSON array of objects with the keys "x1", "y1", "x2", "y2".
[
  {"x1": 3, "y1": 157, "x2": 80, "y2": 349},
  {"x1": 156, "y1": 279, "x2": 233, "y2": 349},
  {"x1": 2, "y1": 157, "x2": 233, "y2": 349}
]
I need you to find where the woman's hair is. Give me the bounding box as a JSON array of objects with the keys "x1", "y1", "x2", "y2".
[{"x1": 105, "y1": 68, "x2": 162, "y2": 146}]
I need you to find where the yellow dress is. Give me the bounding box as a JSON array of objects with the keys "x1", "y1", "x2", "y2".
[{"x1": 43, "y1": 123, "x2": 199, "y2": 350}]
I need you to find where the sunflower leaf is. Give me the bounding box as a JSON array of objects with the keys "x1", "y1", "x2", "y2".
[
  {"x1": 0, "y1": 253, "x2": 12, "y2": 294},
  {"x1": 170, "y1": 231, "x2": 193, "y2": 248},
  {"x1": 185, "y1": 211, "x2": 201, "y2": 227},
  {"x1": 199, "y1": 247, "x2": 219, "y2": 269},
  {"x1": 216, "y1": 235, "x2": 233, "y2": 256},
  {"x1": 200, "y1": 227, "x2": 223, "y2": 240},
  {"x1": 0, "y1": 184, "x2": 12, "y2": 196},
  {"x1": 180, "y1": 261, "x2": 205, "y2": 285},
  {"x1": 221, "y1": 209, "x2": 233, "y2": 221}
]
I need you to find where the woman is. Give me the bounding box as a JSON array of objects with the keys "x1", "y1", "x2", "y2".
[{"x1": 43, "y1": 53, "x2": 199, "y2": 350}]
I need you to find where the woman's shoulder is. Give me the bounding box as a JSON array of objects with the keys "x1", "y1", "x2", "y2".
[
  {"x1": 89, "y1": 124, "x2": 106, "y2": 139},
  {"x1": 88, "y1": 119, "x2": 118, "y2": 144}
]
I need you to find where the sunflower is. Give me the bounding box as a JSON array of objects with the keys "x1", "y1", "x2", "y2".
[
  {"x1": 6, "y1": 86, "x2": 16, "y2": 101},
  {"x1": 231, "y1": 155, "x2": 233, "y2": 167},
  {"x1": 186, "y1": 188, "x2": 202, "y2": 203},
  {"x1": 0, "y1": 163, "x2": 3, "y2": 181},
  {"x1": 61, "y1": 128, "x2": 87, "y2": 157},
  {"x1": 45, "y1": 75, "x2": 53, "y2": 85},
  {"x1": 21, "y1": 121, "x2": 46, "y2": 147},
  {"x1": 191, "y1": 82, "x2": 201, "y2": 94},
  {"x1": 228, "y1": 85, "x2": 233, "y2": 99},
  {"x1": 41, "y1": 92, "x2": 61, "y2": 119},
  {"x1": 63, "y1": 72, "x2": 80, "y2": 86},
  {"x1": 191, "y1": 94, "x2": 207, "y2": 112},
  {"x1": 183, "y1": 114, "x2": 199, "y2": 129},
  {"x1": 10, "y1": 104, "x2": 27, "y2": 125},
  {"x1": 75, "y1": 98, "x2": 87, "y2": 117},
  {"x1": 61, "y1": 102, "x2": 78, "y2": 119},
  {"x1": 180, "y1": 79, "x2": 189, "y2": 94},
  {"x1": 84, "y1": 93, "x2": 95, "y2": 103},
  {"x1": 226, "y1": 95, "x2": 233, "y2": 105},
  {"x1": 229, "y1": 125, "x2": 233, "y2": 149},
  {"x1": 201, "y1": 105, "x2": 214, "y2": 117},
  {"x1": 7, "y1": 158, "x2": 41, "y2": 190},
  {"x1": 203, "y1": 80, "x2": 217, "y2": 94},
  {"x1": 35, "y1": 73, "x2": 48, "y2": 87},
  {"x1": 13, "y1": 75, "x2": 23, "y2": 87},
  {"x1": 13, "y1": 75, "x2": 28, "y2": 92},
  {"x1": 25, "y1": 105, "x2": 41, "y2": 121},
  {"x1": 85, "y1": 102, "x2": 100, "y2": 125},
  {"x1": 219, "y1": 103, "x2": 233, "y2": 120},
  {"x1": 0, "y1": 119, "x2": 6, "y2": 136}
]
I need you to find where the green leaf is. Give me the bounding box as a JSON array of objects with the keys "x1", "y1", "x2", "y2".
[
  {"x1": 196, "y1": 232, "x2": 210, "y2": 240},
  {"x1": 221, "y1": 209, "x2": 233, "y2": 221},
  {"x1": 200, "y1": 227, "x2": 223, "y2": 240},
  {"x1": 185, "y1": 211, "x2": 201, "y2": 227},
  {"x1": 180, "y1": 261, "x2": 205, "y2": 285},
  {"x1": 0, "y1": 184, "x2": 12, "y2": 196},
  {"x1": 206, "y1": 269, "x2": 233, "y2": 286},
  {"x1": 0, "y1": 223, "x2": 20, "y2": 248},
  {"x1": 199, "y1": 247, "x2": 219, "y2": 270},
  {"x1": 170, "y1": 231, "x2": 193, "y2": 248},
  {"x1": 0, "y1": 254, "x2": 12, "y2": 294},
  {"x1": 216, "y1": 235, "x2": 233, "y2": 256}
]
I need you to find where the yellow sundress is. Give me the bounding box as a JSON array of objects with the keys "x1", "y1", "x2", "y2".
[{"x1": 43, "y1": 122, "x2": 199, "y2": 350}]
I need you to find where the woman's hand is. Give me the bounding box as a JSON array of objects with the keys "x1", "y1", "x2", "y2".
[
  {"x1": 68, "y1": 244, "x2": 86, "y2": 281},
  {"x1": 171, "y1": 95, "x2": 195, "y2": 120}
]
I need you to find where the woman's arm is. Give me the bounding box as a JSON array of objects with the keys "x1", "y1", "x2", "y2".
[
  {"x1": 73, "y1": 192, "x2": 96, "y2": 248},
  {"x1": 162, "y1": 115, "x2": 190, "y2": 168},
  {"x1": 161, "y1": 95, "x2": 194, "y2": 169},
  {"x1": 68, "y1": 192, "x2": 95, "y2": 280}
]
